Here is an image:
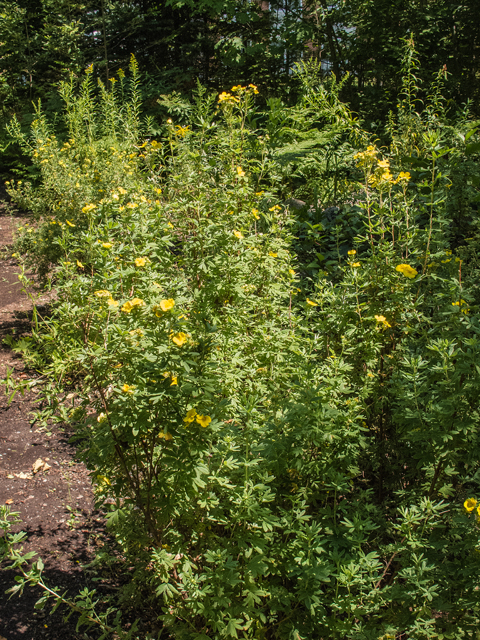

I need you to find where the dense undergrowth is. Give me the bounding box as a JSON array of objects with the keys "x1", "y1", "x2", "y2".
[{"x1": 2, "y1": 43, "x2": 480, "y2": 639}]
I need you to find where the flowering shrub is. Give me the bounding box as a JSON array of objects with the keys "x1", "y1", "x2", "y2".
[{"x1": 3, "y1": 49, "x2": 480, "y2": 640}]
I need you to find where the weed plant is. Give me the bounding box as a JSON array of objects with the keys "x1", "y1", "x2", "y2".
[{"x1": 2, "y1": 45, "x2": 480, "y2": 640}]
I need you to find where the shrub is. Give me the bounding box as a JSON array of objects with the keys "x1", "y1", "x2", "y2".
[{"x1": 4, "y1": 49, "x2": 480, "y2": 639}]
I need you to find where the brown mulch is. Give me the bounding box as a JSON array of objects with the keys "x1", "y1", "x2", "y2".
[{"x1": 0, "y1": 204, "x2": 108, "y2": 640}]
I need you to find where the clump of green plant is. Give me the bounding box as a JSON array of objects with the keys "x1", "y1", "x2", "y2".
[{"x1": 4, "y1": 46, "x2": 480, "y2": 640}]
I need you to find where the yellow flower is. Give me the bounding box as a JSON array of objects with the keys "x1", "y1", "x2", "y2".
[
  {"x1": 76, "y1": 260, "x2": 84, "y2": 269},
  {"x1": 196, "y1": 414, "x2": 212, "y2": 428},
  {"x1": 306, "y1": 298, "x2": 318, "y2": 307},
  {"x1": 218, "y1": 92, "x2": 238, "y2": 104},
  {"x1": 397, "y1": 171, "x2": 411, "y2": 182},
  {"x1": 107, "y1": 298, "x2": 119, "y2": 307},
  {"x1": 452, "y1": 300, "x2": 469, "y2": 314},
  {"x1": 96, "y1": 474, "x2": 111, "y2": 485},
  {"x1": 121, "y1": 383, "x2": 134, "y2": 394},
  {"x1": 464, "y1": 498, "x2": 477, "y2": 512},
  {"x1": 102, "y1": 242, "x2": 112, "y2": 249},
  {"x1": 159, "y1": 431, "x2": 173, "y2": 441},
  {"x1": 66, "y1": 220, "x2": 75, "y2": 227},
  {"x1": 289, "y1": 269, "x2": 295, "y2": 277},
  {"x1": 269, "y1": 205, "x2": 281, "y2": 212},
  {"x1": 118, "y1": 187, "x2": 127, "y2": 195},
  {"x1": 95, "y1": 290, "x2": 111, "y2": 297},
  {"x1": 184, "y1": 408, "x2": 197, "y2": 423},
  {"x1": 377, "y1": 159, "x2": 390, "y2": 169},
  {"x1": 170, "y1": 331, "x2": 187, "y2": 347},
  {"x1": 135, "y1": 257, "x2": 146, "y2": 267},
  {"x1": 375, "y1": 315, "x2": 392, "y2": 328},
  {"x1": 121, "y1": 298, "x2": 145, "y2": 313},
  {"x1": 268, "y1": 251, "x2": 278, "y2": 258},
  {"x1": 395, "y1": 264, "x2": 418, "y2": 279},
  {"x1": 234, "y1": 230, "x2": 244, "y2": 239},
  {"x1": 237, "y1": 166, "x2": 245, "y2": 177},
  {"x1": 170, "y1": 376, "x2": 178, "y2": 386},
  {"x1": 248, "y1": 83, "x2": 259, "y2": 94},
  {"x1": 160, "y1": 298, "x2": 175, "y2": 312},
  {"x1": 348, "y1": 249, "x2": 356, "y2": 255},
  {"x1": 153, "y1": 298, "x2": 175, "y2": 316},
  {"x1": 354, "y1": 146, "x2": 377, "y2": 166},
  {"x1": 351, "y1": 262, "x2": 361, "y2": 268},
  {"x1": 82, "y1": 203, "x2": 96, "y2": 213},
  {"x1": 252, "y1": 208, "x2": 260, "y2": 219},
  {"x1": 126, "y1": 202, "x2": 138, "y2": 209},
  {"x1": 379, "y1": 170, "x2": 394, "y2": 183},
  {"x1": 175, "y1": 125, "x2": 190, "y2": 137},
  {"x1": 154, "y1": 187, "x2": 162, "y2": 194}
]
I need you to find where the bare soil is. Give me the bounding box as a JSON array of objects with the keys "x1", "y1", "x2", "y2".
[{"x1": 0, "y1": 204, "x2": 105, "y2": 639}]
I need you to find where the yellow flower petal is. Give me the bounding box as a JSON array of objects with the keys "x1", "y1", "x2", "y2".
[
  {"x1": 306, "y1": 298, "x2": 318, "y2": 307},
  {"x1": 121, "y1": 298, "x2": 144, "y2": 313},
  {"x1": 170, "y1": 331, "x2": 187, "y2": 347},
  {"x1": 395, "y1": 264, "x2": 418, "y2": 279},
  {"x1": 464, "y1": 498, "x2": 477, "y2": 512},
  {"x1": 374, "y1": 314, "x2": 392, "y2": 328},
  {"x1": 196, "y1": 414, "x2": 212, "y2": 428},
  {"x1": 184, "y1": 408, "x2": 197, "y2": 423},
  {"x1": 159, "y1": 298, "x2": 175, "y2": 312}
]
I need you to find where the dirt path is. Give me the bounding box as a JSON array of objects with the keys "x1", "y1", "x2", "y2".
[{"x1": 0, "y1": 204, "x2": 102, "y2": 639}]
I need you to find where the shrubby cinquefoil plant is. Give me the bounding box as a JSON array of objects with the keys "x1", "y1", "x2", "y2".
[{"x1": 3, "y1": 47, "x2": 480, "y2": 639}]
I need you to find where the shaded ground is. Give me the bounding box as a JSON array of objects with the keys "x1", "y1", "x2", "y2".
[{"x1": 0, "y1": 203, "x2": 105, "y2": 639}]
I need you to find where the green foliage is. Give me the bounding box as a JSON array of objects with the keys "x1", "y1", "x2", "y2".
[
  {"x1": 1, "y1": 0, "x2": 480, "y2": 151},
  {"x1": 4, "y1": 51, "x2": 480, "y2": 640}
]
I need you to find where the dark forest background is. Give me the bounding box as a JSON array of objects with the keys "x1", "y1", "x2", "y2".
[{"x1": 1, "y1": 0, "x2": 479, "y2": 130}]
